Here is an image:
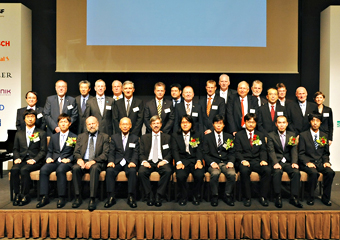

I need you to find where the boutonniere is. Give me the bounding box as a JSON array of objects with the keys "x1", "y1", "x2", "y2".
[
  {"x1": 252, "y1": 134, "x2": 262, "y2": 146},
  {"x1": 28, "y1": 132, "x2": 40, "y2": 142},
  {"x1": 189, "y1": 137, "x2": 200, "y2": 148},
  {"x1": 223, "y1": 138, "x2": 234, "y2": 150},
  {"x1": 288, "y1": 136, "x2": 297, "y2": 146},
  {"x1": 316, "y1": 136, "x2": 327, "y2": 147},
  {"x1": 66, "y1": 137, "x2": 77, "y2": 147}
]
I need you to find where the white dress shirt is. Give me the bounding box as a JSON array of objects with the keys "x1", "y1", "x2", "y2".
[
  {"x1": 147, "y1": 132, "x2": 163, "y2": 162},
  {"x1": 58, "y1": 130, "x2": 69, "y2": 162},
  {"x1": 219, "y1": 89, "x2": 228, "y2": 103},
  {"x1": 96, "y1": 94, "x2": 105, "y2": 115},
  {"x1": 184, "y1": 100, "x2": 193, "y2": 115},
  {"x1": 299, "y1": 101, "x2": 306, "y2": 116}
]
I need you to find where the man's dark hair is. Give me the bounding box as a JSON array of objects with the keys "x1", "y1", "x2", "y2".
[
  {"x1": 212, "y1": 114, "x2": 225, "y2": 124},
  {"x1": 276, "y1": 83, "x2": 286, "y2": 89},
  {"x1": 177, "y1": 115, "x2": 195, "y2": 134},
  {"x1": 170, "y1": 83, "x2": 182, "y2": 91},
  {"x1": 58, "y1": 113, "x2": 71, "y2": 123},
  {"x1": 276, "y1": 115, "x2": 288, "y2": 122},
  {"x1": 23, "y1": 109, "x2": 37, "y2": 119},
  {"x1": 25, "y1": 91, "x2": 38, "y2": 100},
  {"x1": 308, "y1": 113, "x2": 322, "y2": 122},
  {"x1": 244, "y1": 113, "x2": 257, "y2": 123}
]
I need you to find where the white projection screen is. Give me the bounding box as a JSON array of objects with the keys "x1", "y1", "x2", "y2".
[{"x1": 56, "y1": 0, "x2": 298, "y2": 73}]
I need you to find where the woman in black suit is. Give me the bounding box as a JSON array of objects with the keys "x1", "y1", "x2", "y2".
[{"x1": 314, "y1": 91, "x2": 333, "y2": 145}]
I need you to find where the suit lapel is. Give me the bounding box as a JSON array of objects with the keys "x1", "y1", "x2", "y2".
[
  {"x1": 94, "y1": 97, "x2": 103, "y2": 118},
  {"x1": 273, "y1": 131, "x2": 283, "y2": 152}
]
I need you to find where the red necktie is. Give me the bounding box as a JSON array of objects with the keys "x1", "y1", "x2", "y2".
[
  {"x1": 271, "y1": 105, "x2": 275, "y2": 121},
  {"x1": 249, "y1": 132, "x2": 253, "y2": 147},
  {"x1": 241, "y1": 98, "x2": 245, "y2": 126}
]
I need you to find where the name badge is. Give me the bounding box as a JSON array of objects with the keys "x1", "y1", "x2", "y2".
[
  {"x1": 133, "y1": 107, "x2": 139, "y2": 112},
  {"x1": 106, "y1": 105, "x2": 111, "y2": 110},
  {"x1": 277, "y1": 111, "x2": 283, "y2": 116},
  {"x1": 129, "y1": 143, "x2": 136, "y2": 148},
  {"x1": 250, "y1": 109, "x2": 255, "y2": 113},
  {"x1": 323, "y1": 113, "x2": 329, "y2": 117},
  {"x1": 212, "y1": 105, "x2": 218, "y2": 110},
  {"x1": 33, "y1": 137, "x2": 40, "y2": 143},
  {"x1": 192, "y1": 112, "x2": 198, "y2": 117},
  {"x1": 37, "y1": 113, "x2": 43, "y2": 119},
  {"x1": 164, "y1": 108, "x2": 171, "y2": 113},
  {"x1": 162, "y1": 144, "x2": 169, "y2": 149},
  {"x1": 67, "y1": 105, "x2": 73, "y2": 110}
]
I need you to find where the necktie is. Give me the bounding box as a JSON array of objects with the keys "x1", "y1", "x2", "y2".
[
  {"x1": 60, "y1": 134, "x2": 65, "y2": 150},
  {"x1": 152, "y1": 135, "x2": 158, "y2": 163},
  {"x1": 157, "y1": 100, "x2": 162, "y2": 118},
  {"x1": 314, "y1": 134, "x2": 318, "y2": 149},
  {"x1": 116, "y1": 96, "x2": 119, "y2": 100},
  {"x1": 185, "y1": 135, "x2": 190, "y2": 154},
  {"x1": 280, "y1": 134, "x2": 285, "y2": 151},
  {"x1": 241, "y1": 98, "x2": 245, "y2": 126},
  {"x1": 207, "y1": 97, "x2": 212, "y2": 117},
  {"x1": 186, "y1": 104, "x2": 190, "y2": 115},
  {"x1": 249, "y1": 132, "x2": 253, "y2": 147},
  {"x1": 59, "y1": 98, "x2": 63, "y2": 114},
  {"x1": 126, "y1": 99, "x2": 130, "y2": 116},
  {"x1": 123, "y1": 135, "x2": 127, "y2": 151},
  {"x1": 82, "y1": 98, "x2": 86, "y2": 113},
  {"x1": 89, "y1": 135, "x2": 95, "y2": 160},
  {"x1": 217, "y1": 134, "x2": 222, "y2": 153},
  {"x1": 271, "y1": 105, "x2": 275, "y2": 121}
]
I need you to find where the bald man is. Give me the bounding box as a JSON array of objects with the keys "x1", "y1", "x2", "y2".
[{"x1": 215, "y1": 74, "x2": 237, "y2": 105}]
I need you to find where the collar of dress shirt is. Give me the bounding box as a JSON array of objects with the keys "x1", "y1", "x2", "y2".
[
  {"x1": 214, "y1": 130, "x2": 223, "y2": 141},
  {"x1": 121, "y1": 132, "x2": 129, "y2": 140},
  {"x1": 246, "y1": 129, "x2": 254, "y2": 139},
  {"x1": 155, "y1": 98, "x2": 163, "y2": 105},
  {"x1": 207, "y1": 94, "x2": 215, "y2": 100},
  {"x1": 182, "y1": 132, "x2": 190, "y2": 139},
  {"x1": 299, "y1": 101, "x2": 306, "y2": 107},
  {"x1": 81, "y1": 94, "x2": 89, "y2": 101},
  {"x1": 125, "y1": 96, "x2": 133, "y2": 105},
  {"x1": 173, "y1": 97, "x2": 181, "y2": 103},
  {"x1": 58, "y1": 95, "x2": 65, "y2": 102},
  {"x1": 26, "y1": 105, "x2": 36, "y2": 110},
  {"x1": 310, "y1": 129, "x2": 319, "y2": 139},
  {"x1": 184, "y1": 100, "x2": 192, "y2": 107},
  {"x1": 96, "y1": 94, "x2": 105, "y2": 100},
  {"x1": 239, "y1": 95, "x2": 248, "y2": 102},
  {"x1": 26, "y1": 126, "x2": 36, "y2": 134},
  {"x1": 268, "y1": 103, "x2": 276, "y2": 111},
  {"x1": 152, "y1": 131, "x2": 160, "y2": 138},
  {"x1": 278, "y1": 130, "x2": 286, "y2": 138},
  {"x1": 220, "y1": 89, "x2": 228, "y2": 95},
  {"x1": 89, "y1": 131, "x2": 98, "y2": 138},
  {"x1": 60, "y1": 130, "x2": 69, "y2": 138},
  {"x1": 114, "y1": 94, "x2": 123, "y2": 100}
]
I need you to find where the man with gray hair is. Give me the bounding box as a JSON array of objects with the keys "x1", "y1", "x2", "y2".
[
  {"x1": 251, "y1": 80, "x2": 267, "y2": 107},
  {"x1": 75, "y1": 80, "x2": 94, "y2": 134},
  {"x1": 112, "y1": 80, "x2": 123, "y2": 100},
  {"x1": 215, "y1": 74, "x2": 237, "y2": 104}
]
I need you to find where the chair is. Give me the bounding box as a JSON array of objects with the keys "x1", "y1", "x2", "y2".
[{"x1": 0, "y1": 130, "x2": 16, "y2": 178}]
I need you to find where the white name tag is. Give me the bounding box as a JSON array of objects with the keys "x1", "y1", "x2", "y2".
[
  {"x1": 129, "y1": 143, "x2": 136, "y2": 148},
  {"x1": 212, "y1": 105, "x2": 218, "y2": 110},
  {"x1": 162, "y1": 144, "x2": 169, "y2": 150},
  {"x1": 323, "y1": 113, "x2": 329, "y2": 117},
  {"x1": 106, "y1": 105, "x2": 111, "y2": 110},
  {"x1": 250, "y1": 109, "x2": 255, "y2": 113},
  {"x1": 133, "y1": 107, "x2": 139, "y2": 112},
  {"x1": 33, "y1": 137, "x2": 40, "y2": 143},
  {"x1": 37, "y1": 113, "x2": 43, "y2": 119},
  {"x1": 164, "y1": 108, "x2": 171, "y2": 113},
  {"x1": 192, "y1": 112, "x2": 198, "y2": 117},
  {"x1": 67, "y1": 105, "x2": 73, "y2": 110},
  {"x1": 277, "y1": 111, "x2": 283, "y2": 116}
]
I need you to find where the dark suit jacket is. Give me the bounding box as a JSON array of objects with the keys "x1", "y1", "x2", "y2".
[
  {"x1": 226, "y1": 94, "x2": 259, "y2": 133},
  {"x1": 108, "y1": 133, "x2": 140, "y2": 166},
  {"x1": 199, "y1": 95, "x2": 225, "y2": 131},
  {"x1": 113, "y1": 97, "x2": 144, "y2": 137},
  {"x1": 75, "y1": 95, "x2": 94, "y2": 134},
  {"x1": 318, "y1": 105, "x2": 333, "y2": 141},
  {"x1": 85, "y1": 96, "x2": 115, "y2": 136},
  {"x1": 234, "y1": 129, "x2": 267, "y2": 167},
  {"x1": 144, "y1": 98, "x2": 174, "y2": 134},
  {"x1": 73, "y1": 131, "x2": 110, "y2": 164},
  {"x1": 13, "y1": 128, "x2": 47, "y2": 166},
  {"x1": 46, "y1": 131, "x2": 77, "y2": 163},
  {"x1": 298, "y1": 130, "x2": 329, "y2": 166},
  {"x1": 267, "y1": 130, "x2": 298, "y2": 165},
  {"x1": 43, "y1": 95, "x2": 78, "y2": 136},
  {"x1": 16, "y1": 106, "x2": 45, "y2": 131},
  {"x1": 173, "y1": 101, "x2": 203, "y2": 134},
  {"x1": 286, "y1": 100, "x2": 318, "y2": 135},
  {"x1": 203, "y1": 131, "x2": 235, "y2": 166},
  {"x1": 257, "y1": 102, "x2": 286, "y2": 136},
  {"x1": 171, "y1": 131, "x2": 203, "y2": 166},
  {"x1": 254, "y1": 96, "x2": 268, "y2": 107},
  {"x1": 279, "y1": 98, "x2": 293, "y2": 107},
  {"x1": 216, "y1": 88, "x2": 237, "y2": 104},
  {"x1": 140, "y1": 132, "x2": 172, "y2": 163}
]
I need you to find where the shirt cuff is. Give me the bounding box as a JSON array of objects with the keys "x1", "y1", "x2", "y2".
[
  {"x1": 210, "y1": 162, "x2": 216, "y2": 166},
  {"x1": 176, "y1": 161, "x2": 182, "y2": 165}
]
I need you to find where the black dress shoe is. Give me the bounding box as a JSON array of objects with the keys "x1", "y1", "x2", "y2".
[
  {"x1": 306, "y1": 198, "x2": 314, "y2": 206},
  {"x1": 211, "y1": 195, "x2": 218, "y2": 207},
  {"x1": 36, "y1": 196, "x2": 50, "y2": 208},
  {"x1": 259, "y1": 197, "x2": 269, "y2": 207},
  {"x1": 19, "y1": 195, "x2": 31, "y2": 206},
  {"x1": 275, "y1": 196, "x2": 282, "y2": 208},
  {"x1": 321, "y1": 197, "x2": 332, "y2": 206},
  {"x1": 244, "y1": 198, "x2": 251, "y2": 207},
  {"x1": 57, "y1": 198, "x2": 66, "y2": 208},
  {"x1": 127, "y1": 196, "x2": 137, "y2": 208},
  {"x1": 146, "y1": 195, "x2": 154, "y2": 206},
  {"x1": 104, "y1": 197, "x2": 116, "y2": 208},
  {"x1": 72, "y1": 196, "x2": 82, "y2": 208},
  {"x1": 192, "y1": 195, "x2": 200, "y2": 206},
  {"x1": 179, "y1": 198, "x2": 187, "y2": 206},
  {"x1": 88, "y1": 199, "x2": 96, "y2": 211},
  {"x1": 289, "y1": 197, "x2": 303, "y2": 208},
  {"x1": 13, "y1": 194, "x2": 21, "y2": 206},
  {"x1": 155, "y1": 194, "x2": 162, "y2": 207},
  {"x1": 223, "y1": 194, "x2": 234, "y2": 206}
]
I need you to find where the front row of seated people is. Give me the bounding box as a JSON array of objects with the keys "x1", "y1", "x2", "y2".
[{"x1": 11, "y1": 109, "x2": 335, "y2": 210}]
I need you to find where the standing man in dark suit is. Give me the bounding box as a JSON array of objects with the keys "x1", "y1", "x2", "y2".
[
  {"x1": 172, "y1": 115, "x2": 205, "y2": 206},
  {"x1": 139, "y1": 115, "x2": 172, "y2": 207},
  {"x1": 199, "y1": 80, "x2": 225, "y2": 135},
  {"x1": 286, "y1": 87, "x2": 318, "y2": 135},
  {"x1": 170, "y1": 83, "x2": 182, "y2": 107},
  {"x1": 251, "y1": 80, "x2": 267, "y2": 107},
  {"x1": 267, "y1": 115, "x2": 302, "y2": 208},
  {"x1": 36, "y1": 114, "x2": 77, "y2": 208},
  {"x1": 257, "y1": 88, "x2": 286, "y2": 137},
  {"x1": 226, "y1": 81, "x2": 259, "y2": 136},
  {"x1": 105, "y1": 117, "x2": 139, "y2": 209},
  {"x1": 85, "y1": 79, "x2": 115, "y2": 136},
  {"x1": 215, "y1": 74, "x2": 237, "y2": 105},
  {"x1": 75, "y1": 80, "x2": 94, "y2": 134},
  {"x1": 16, "y1": 91, "x2": 45, "y2": 131},
  {"x1": 298, "y1": 113, "x2": 335, "y2": 206},
  {"x1": 112, "y1": 80, "x2": 123, "y2": 101},
  {"x1": 144, "y1": 82, "x2": 174, "y2": 134},
  {"x1": 234, "y1": 113, "x2": 270, "y2": 207},
  {"x1": 113, "y1": 80, "x2": 144, "y2": 137},
  {"x1": 43, "y1": 80, "x2": 78, "y2": 136},
  {"x1": 72, "y1": 116, "x2": 110, "y2": 211},
  {"x1": 203, "y1": 115, "x2": 236, "y2": 207},
  {"x1": 173, "y1": 86, "x2": 203, "y2": 134},
  {"x1": 276, "y1": 83, "x2": 293, "y2": 107},
  {"x1": 11, "y1": 109, "x2": 47, "y2": 206}
]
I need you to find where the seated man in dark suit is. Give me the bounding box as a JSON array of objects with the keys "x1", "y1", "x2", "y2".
[
  {"x1": 172, "y1": 115, "x2": 205, "y2": 206},
  {"x1": 138, "y1": 115, "x2": 172, "y2": 207},
  {"x1": 36, "y1": 114, "x2": 77, "y2": 208},
  {"x1": 72, "y1": 116, "x2": 110, "y2": 211},
  {"x1": 298, "y1": 113, "x2": 335, "y2": 206},
  {"x1": 267, "y1": 115, "x2": 302, "y2": 208},
  {"x1": 203, "y1": 115, "x2": 236, "y2": 207},
  {"x1": 16, "y1": 91, "x2": 45, "y2": 131},
  {"x1": 234, "y1": 113, "x2": 270, "y2": 207},
  {"x1": 105, "y1": 117, "x2": 139, "y2": 209},
  {"x1": 11, "y1": 109, "x2": 47, "y2": 206}
]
